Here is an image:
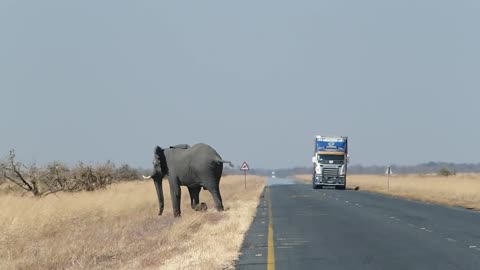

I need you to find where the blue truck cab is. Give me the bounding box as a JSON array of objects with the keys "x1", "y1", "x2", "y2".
[{"x1": 312, "y1": 135, "x2": 349, "y2": 190}]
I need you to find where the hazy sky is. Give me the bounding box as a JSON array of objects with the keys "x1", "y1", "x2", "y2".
[{"x1": 1, "y1": 1, "x2": 479, "y2": 169}]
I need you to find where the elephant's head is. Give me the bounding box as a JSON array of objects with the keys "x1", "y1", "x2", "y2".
[{"x1": 143, "y1": 146, "x2": 168, "y2": 215}]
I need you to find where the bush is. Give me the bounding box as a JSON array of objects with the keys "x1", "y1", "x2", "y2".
[
  {"x1": 69, "y1": 161, "x2": 114, "y2": 192},
  {"x1": 114, "y1": 164, "x2": 140, "y2": 180},
  {"x1": 39, "y1": 161, "x2": 70, "y2": 194},
  {"x1": 0, "y1": 167, "x2": 5, "y2": 186},
  {"x1": 438, "y1": 167, "x2": 455, "y2": 177}
]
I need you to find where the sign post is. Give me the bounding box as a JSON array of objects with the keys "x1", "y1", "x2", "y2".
[
  {"x1": 240, "y1": 161, "x2": 250, "y2": 189},
  {"x1": 385, "y1": 166, "x2": 392, "y2": 191}
]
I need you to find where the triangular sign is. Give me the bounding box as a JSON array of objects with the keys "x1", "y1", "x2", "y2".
[{"x1": 240, "y1": 161, "x2": 250, "y2": 171}]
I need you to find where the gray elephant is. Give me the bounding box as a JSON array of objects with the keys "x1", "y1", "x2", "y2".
[{"x1": 143, "y1": 143, "x2": 233, "y2": 217}]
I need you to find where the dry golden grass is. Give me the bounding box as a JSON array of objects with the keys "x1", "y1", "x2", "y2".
[
  {"x1": 295, "y1": 174, "x2": 480, "y2": 210},
  {"x1": 0, "y1": 175, "x2": 265, "y2": 270}
]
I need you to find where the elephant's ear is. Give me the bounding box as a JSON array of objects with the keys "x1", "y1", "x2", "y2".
[
  {"x1": 154, "y1": 146, "x2": 163, "y2": 164},
  {"x1": 154, "y1": 146, "x2": 169, "y2": 175}
]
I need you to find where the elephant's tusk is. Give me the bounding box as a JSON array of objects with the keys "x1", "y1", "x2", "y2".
[{"x1": 142, "y1": 175, "x2": 152, "y2": 179}]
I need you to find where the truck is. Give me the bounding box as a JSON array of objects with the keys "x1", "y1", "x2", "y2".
[{"x1": 311, "y1": 135, "x2": 349, "y2": 190}]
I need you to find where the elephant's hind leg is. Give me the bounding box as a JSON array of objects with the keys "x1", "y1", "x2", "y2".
[
  {"x1": 188, "y1": 186, "x2": 201, "y2": 210},
  {"x1": 204, "y1": 182, "x2": 224, "y2": 211}
]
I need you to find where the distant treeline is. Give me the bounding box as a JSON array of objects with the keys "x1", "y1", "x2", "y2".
[{"x1": 224, "y1": 162, "x2": 480, "y2": 178}]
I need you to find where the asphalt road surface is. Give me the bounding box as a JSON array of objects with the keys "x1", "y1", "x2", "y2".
[{"x1": 236, "y1": 178, "x2": 480, "y2": 270}]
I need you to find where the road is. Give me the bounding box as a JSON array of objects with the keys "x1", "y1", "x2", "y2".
[{"x1": 236, "y1": 178, "x2": 480, "y2": 270}]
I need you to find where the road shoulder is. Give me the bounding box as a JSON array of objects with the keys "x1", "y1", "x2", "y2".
[{"x1": 235, "y1": 189, "x2": 270, "y2": 269}]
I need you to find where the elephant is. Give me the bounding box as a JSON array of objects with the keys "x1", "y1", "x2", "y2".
[{"x1": 143, "y1": 143, "x2": 233, "y2": 217}]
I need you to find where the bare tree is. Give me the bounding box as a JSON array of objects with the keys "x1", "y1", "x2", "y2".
[
  {"x1": 0, "y1": 149, "x2": 41, "y2": 196},
  {"x1": 0, "y1": 150, "x2": 71, "y2": 196}
]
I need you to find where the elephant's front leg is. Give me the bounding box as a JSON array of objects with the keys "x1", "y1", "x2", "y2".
[
  {"x1": 169, "y1": 177, "x2": 182, "y2": 217},
  {"x1": 188, "y1": 186, "x2": 201, "y2": 210},
  {"x1": 152, "y1": 177, "x2": 164, "y2": 216}
]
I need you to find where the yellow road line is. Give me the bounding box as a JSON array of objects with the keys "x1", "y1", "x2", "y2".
[{"x1": 267, "y1": 187, "x2": 275, "y2": 270}]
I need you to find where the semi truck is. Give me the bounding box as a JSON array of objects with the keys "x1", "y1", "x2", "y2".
[{"x1": 312, "y1": 135, "x2": 349, "y2": 190}]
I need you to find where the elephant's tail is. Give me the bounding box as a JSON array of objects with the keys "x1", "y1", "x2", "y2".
[{"x1": 218, "y1": 160, "x2": 234, "y2": 168}]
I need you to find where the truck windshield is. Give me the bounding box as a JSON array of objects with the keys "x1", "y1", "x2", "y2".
[{"x1": 318, "y1": 154, "x2": 344, "y2": 164}]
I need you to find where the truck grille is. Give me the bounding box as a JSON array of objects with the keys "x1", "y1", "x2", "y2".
[{"x1": 322, "y1": 167, "x2": 338, "y2": 178}]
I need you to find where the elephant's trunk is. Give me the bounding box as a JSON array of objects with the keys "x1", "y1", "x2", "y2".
[{"x1": 152, "y1": 176, "x2": 164, "y2": 215}]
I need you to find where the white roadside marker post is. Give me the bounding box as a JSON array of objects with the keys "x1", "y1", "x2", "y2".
[{"x1": 385, "y1": 166, "x2": 392, "y2": 191}]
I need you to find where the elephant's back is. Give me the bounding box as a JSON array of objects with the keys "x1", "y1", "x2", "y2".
[
  {"x1": 189, "y1": 144, "x2": 223, "y2": 181},
  {"x1": 189, "y1": 143, "x2": 222, "y2": 161}
]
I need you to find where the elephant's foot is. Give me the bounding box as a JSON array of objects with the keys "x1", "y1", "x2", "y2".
[{"x1": 194, "y1": 202, "x2": 208, "y2": 212}]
